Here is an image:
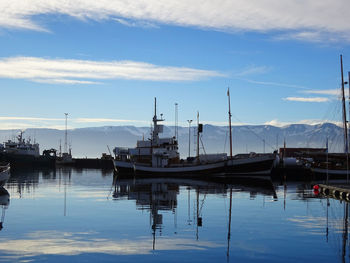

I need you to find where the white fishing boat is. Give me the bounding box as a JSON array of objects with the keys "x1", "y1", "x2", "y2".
[{"x1": 113, "y1": 97, "x2": 276, "y2": 177}]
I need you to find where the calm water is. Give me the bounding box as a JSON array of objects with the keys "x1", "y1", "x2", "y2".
[{"x1": 0, "y1": 168, "x2": 348, "y2": 262}]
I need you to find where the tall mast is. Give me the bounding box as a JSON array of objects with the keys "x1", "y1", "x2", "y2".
[
  {"x1": 348, "y1": 71, "x2": 350, "y2": 151},
  {"x1": 64, "y1": 113, "x2": 68, "y2": 153},
  {"x1": 340, "y1": 55, "x2": 348, "y2": 153},
  {"x1": 227, "y1": 88, "x2": 233, "y2": 159},
  {"x1": 196, "y1": 111, "x2": 200, "y2": 161}
]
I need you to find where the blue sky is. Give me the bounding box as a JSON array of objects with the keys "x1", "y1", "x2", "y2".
[{"x1": 1, "y1": 0, "x2": 350, "y2": 129}]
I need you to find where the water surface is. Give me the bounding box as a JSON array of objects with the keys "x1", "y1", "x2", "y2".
[{"x1": 0, "y1": 168, "x2": 348, "y2": 262}]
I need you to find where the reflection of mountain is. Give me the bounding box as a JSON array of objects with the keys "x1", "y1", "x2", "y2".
[{"x1": 0, "y1": 187, "x2": 10, "y2": 231}]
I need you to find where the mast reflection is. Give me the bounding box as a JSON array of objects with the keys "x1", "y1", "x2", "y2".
[
  {"x1": 0, "y1": 187, "x2": 10, "y2": 231},
  {"x1": 112, "y1": 175, "x2": 277, "y2": 252}
]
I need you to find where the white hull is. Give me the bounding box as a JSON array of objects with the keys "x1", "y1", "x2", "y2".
[{"x1": 115, "y1": 160, "x2": 226, "y2": 174}]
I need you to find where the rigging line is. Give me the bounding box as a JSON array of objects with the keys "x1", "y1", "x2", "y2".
[
  {"x1": 223, "y1": 130, "x2": 228, "y2": 153},
  {"x1": 200, "y1": 135, "x2": 207, "y2": 157},
  {"x1": 231, "y1": 114, "x2": 275, "y2": 151},
  {"x1": 306, "y1": 92, "x2": 342, "y2": 148}
]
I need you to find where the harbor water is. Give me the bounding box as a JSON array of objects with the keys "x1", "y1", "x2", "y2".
[{"x1": 0, "y1": 168, "x2": 349, "y2": 262}]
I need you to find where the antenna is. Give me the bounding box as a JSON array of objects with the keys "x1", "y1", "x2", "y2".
[
  {"x1": 175, "y1": 103, "x2": 178, "y2": 139},
  {"x1": 64, "y1": 113, "x2": 68, "y2": 153}
]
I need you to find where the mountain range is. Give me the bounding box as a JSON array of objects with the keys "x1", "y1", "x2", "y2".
[{"x1": 0, "y1": 123, "x2": 345, "y2": 158}]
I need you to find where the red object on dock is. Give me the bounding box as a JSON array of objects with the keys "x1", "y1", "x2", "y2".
[{"x1": 313, "y1": 185, "x2": 319, "y2": 190}]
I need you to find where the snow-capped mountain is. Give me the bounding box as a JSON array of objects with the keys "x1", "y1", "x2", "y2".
[{"x1": 0, "y1": 123, "x2": 344, "y2": 158}]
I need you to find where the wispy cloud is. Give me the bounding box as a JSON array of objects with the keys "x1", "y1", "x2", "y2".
[
  {"x1": 283, "y1": 97, "x2": 329, "y2": 102},
  {"x1": 0, "y1": 57, "x2": 224, "y2": 84},
  {"x1": 0, "y1": 116, "x2": 151, "y2": 130},
  {"x1": 75, "y1": 118, "x2": 148, "y2": 124},
  {"x1": 0, "y1": 1, "x2": 349, "y2": 42},
  {"x1": 234, "y1": 66, "x2": 271, "y2": 77},
  {"x1": 241, "y1": 79, "x2": 305, "y2": 89}
]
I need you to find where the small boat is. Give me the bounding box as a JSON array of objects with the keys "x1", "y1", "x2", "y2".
[
  {"x1": 113, "y1": 97, "x2": 276, "y2": 177},
  {"x1": 0, "y1": 164, "x2": 10, "y2": 187}
]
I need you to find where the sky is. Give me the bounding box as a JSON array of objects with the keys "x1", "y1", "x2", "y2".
[{"x1": 1, "y1": 0, "x2": 350, "y2": 130}]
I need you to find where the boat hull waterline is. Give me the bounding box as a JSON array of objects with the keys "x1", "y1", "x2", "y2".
[{"x1": 114, "y1": 155, "x2": 275, "y2": 177}]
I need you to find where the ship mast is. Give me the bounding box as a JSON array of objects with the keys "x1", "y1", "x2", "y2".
[
  {"x1": 227, "y1": 88, "x2": 233, "y2": 159},
  {"x1": 197, "y1": 111, "x2": 200, "y2": 162},
  {"x1": 340, "y1": 55, "x2": 348, "y2": 153},
  {"x1": 64, "y1": 113, "x2": 68, "y2": 154},
  {"x1": 152, "y1": 98, "x2": 164, "y2": 146},
  {"x1": 348, "y1": 71, "x2": 350, "y2": 151}
]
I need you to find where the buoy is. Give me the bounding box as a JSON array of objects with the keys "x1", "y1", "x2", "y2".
[{"x1": 313, "y1": 185, "x2": 319, "y2": 190}]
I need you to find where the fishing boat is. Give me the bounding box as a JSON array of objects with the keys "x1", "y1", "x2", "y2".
[
  {"x1": 113, "y1": 96, "x2": 276, "y2": 177},
  {"x1": 0, "y1": 131, "x2": 56, "y2": 168},
  {"x1": 0, "y1": 164, "x2": 10, "y2": 187}
]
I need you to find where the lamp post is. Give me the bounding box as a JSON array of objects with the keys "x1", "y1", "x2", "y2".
[{"x1": 187, "y1": 120, "x2": 193, "y2": 158}]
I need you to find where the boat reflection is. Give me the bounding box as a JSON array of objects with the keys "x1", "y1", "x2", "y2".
[
  {"x1": 0, "y1": 187, "x2": 10, "y2": 231},
  {"x1": 112, "y1": 175, "x2": 277, "y2": 252}
]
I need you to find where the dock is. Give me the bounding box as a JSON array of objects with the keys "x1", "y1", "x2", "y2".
[
  {"x1": 318, "y1": 183, "x2": 350, "y2": 200},
  {"x1": 72, "y1": 158, "x2": 114, "y2": 169}
]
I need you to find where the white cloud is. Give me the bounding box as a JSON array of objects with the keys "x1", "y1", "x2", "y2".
[
  {"x1": 0, "y1": 56, "x2": 224, "y2": 84},
  {"x1": 265, "y1": 119, "x2": 342, "y2": 127},
  {"x1": 0, "y1": 1, "x2": 349, "y2": 42},
  {"x1": 301, "y1": 89, "x2": 342, "y2": 96},
  {"x1": 283, "y1": 97, "x2": 329, "y2": 102},
  {"x1": 113, "y1": 18, "x2": 159, "y2": 29}
]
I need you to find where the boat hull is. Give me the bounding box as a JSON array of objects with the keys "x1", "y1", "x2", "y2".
[
  {"x1": 311, "y1": 167, "x2": 350, "y2": 179},
  {"x1": 114, "y1": 154, "x2": 276, "y2": 178},
  {"x1": 226, "y1": 155, "x2": 275, "y2": 175},
  {"x1": 0, "y1": 153, "x2": 56, "y2": 168}
]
